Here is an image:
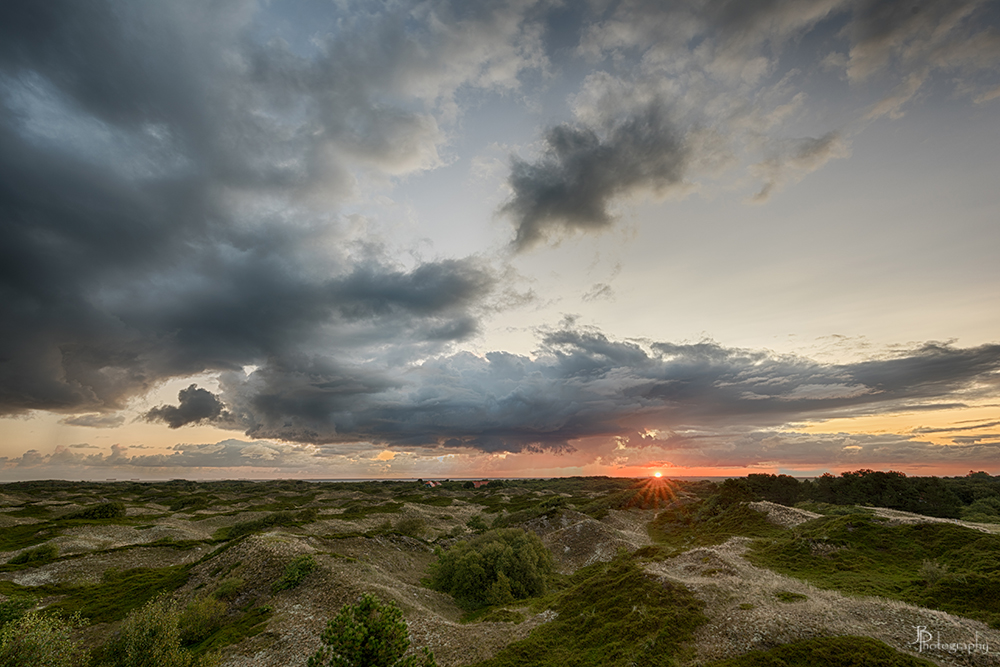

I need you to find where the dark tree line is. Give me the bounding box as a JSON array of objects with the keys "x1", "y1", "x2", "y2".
[{"x1": 724, "y1": 470, "x2": 1000, "y2": 520}]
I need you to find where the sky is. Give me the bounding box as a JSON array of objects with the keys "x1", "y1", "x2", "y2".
[{"x1": 1, "y1": 0, "x2": 999, "y2": 482}]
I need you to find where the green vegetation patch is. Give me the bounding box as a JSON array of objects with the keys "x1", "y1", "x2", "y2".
[
  {"x1": 212, "y1": 508, "x2": 318, "y2": 541},
  {"x1": 748, "y1": 514, "x2": 1000, "y2": 627},
  {"x1": 188, "y1": 605, "x2": 273, "y2": 655},
  {"x1": 61, "y1": 501, "x2": 127, "y2": 521},
  {"x1": 336, "y1": 502, "x2": 405, "y2": 520},
  {"x1": 649, "y1": 500, "x2": 786, "y2": 551},
  {"x1": 48, "y1": 564, "x2": 192, "y2": 624},
  {"x1": 704, "y1": 635, "x2": 936, "y2": 667},
  {"x1": 0, "y1": 523, "x2": 60, "y2": 552},
  {"x1": 472, "y1": 557, "x2": 706, "y2": 667},
  {"x1": 272, "y1": 555, "x2": 318, "y2": 592},
  {"x1": 429, "y1": 528, "x2": 554, "y2": 609},
  {"x1": 6, "y1": 504, "x2": 53, "y2": 519},
  {"x1": 6, "y1": 543, "x2": 58, "y2": 566},
  {"x1": 774, "y1": 591, "x2": 808, "y2": 603}
]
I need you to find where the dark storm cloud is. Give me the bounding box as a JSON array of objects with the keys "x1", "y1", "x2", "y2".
[
  {"x1": 501, "y1": 103, "x2": 688, "y2": 251},
  {"x1": 0, "y1": 0, "x2": 518, "y2": 417},
  {"x1": 156, "y1": 326, "x2": 1000, "y2": 453},
  {"x1": 145, "y1": 384, "x2": 228, "y2": 429}
]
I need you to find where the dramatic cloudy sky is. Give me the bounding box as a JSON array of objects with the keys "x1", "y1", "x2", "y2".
[{"x1": 2, "y1": 0, "x2": 999, "y2": 481}]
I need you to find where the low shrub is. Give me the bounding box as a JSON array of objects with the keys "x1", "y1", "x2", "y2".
[
  {"x1": 179, "y1": 596, "x2": 227, "y2": 645},
  {"x1": 95, "y1": 596, "x2": 217, "y2": 667},
  {"x1": 0, "y1": 612, "x2": 88, "y2": 667},
  {"x1": 307, "y1": 593, "x2": 436, "y2": 667},
  {"x1": 212, "y1": 578, "x2": 244, "y2": 601},
  {"x1": 429, "y1": 529, "x2": 553, "y2": 608},
  {"x1": 62, "y1": 502, "x2": 127, "y2": 521},
  {"x1": 272, "y1": 555, "x2": 318, "y2": 592},
  {"x1": 7, "y1": 543, "x2": 58, "y2": 565}
]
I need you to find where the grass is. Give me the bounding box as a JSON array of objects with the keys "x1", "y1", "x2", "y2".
[
  {"x1": 212, "y1": 508, "x2": 318, "y2": 541},
  {"x1": 48, "y1": 564, "x2": 192, "y2": 623},
  {"x1": 648, "y1": 501, "x2": 787, "y2": 552},
  {"x1": 471, "y1": 555, "x2": 706, "y2": 667},
  {"x1": 188, "y1": 605, "x2": 273, "y2": 654},
  {"x1": 703, "y1": 635, "x2": 937, "y2": 666},
  {"x1": 5, "y1": 543, "x2": 58, "y2": 566},
  {"x1": 0, "y1": 523, "x2": 60, "y2": 552},
  {"x1": 747, "y1": 514, "x2": 1000, "y2": 627}
]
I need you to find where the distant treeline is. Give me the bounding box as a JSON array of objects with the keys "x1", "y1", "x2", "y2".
[{"x1": 722, "y1": 469, "x2": 1000, "y2": 520}]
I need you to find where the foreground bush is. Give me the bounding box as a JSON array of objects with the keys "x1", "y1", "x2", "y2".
[
  {"x1": 96, "y1": 596, "x2": 216, "y2": 667},
  {"x1": 429, "y1": 528, "x2": 553, "y2": 607},
  {"x1": 307, "y1": 594, "x2": 436, "y2": 667},
  {"x1": 0, "y1": 611, "x2": 87, "y2": 667}
]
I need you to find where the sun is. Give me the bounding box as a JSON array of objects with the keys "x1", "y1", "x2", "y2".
[{"x1": 654, "y1": 471, "x2": 662, "y2": 478}]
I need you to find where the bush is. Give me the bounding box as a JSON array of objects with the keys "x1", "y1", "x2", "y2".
[
  {"x1": 63, "y1": 502, "x2": 126, "y2": 520},
  {"x1": 466, "y1": 515, "x2": 488, "y2": 532},
  {"x1": 306, "y1": 593, "x2": 436, "y2": 667},
  {"x1": 428, "y1": 529, "x2": 553, "y2": 608},
  {"x1": 0, "y1": 612, "x2": 87, "y2": 667},
  {"x1": 96, "y1": 596, "x2": 216, "y2": 667},
  {"x1": 212, "y1": 578, "x2": 244, "y2": 601},
  {"x1": 7, "y1": 543, "x2": 58, "y2": 565},
  {"x1": 272, "y1": 555, "x2": 318, "y2": 592},
  {"x1": 179, "y1": 596, "x2": 227, "y2": 645},
  {"x1": 920, "y1": 559, "x2": 949, "y2": 586}
]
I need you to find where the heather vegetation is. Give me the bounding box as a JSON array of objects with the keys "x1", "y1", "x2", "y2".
[{"x1": 0, "y1": 472, "x2": 995, "y2": 665}]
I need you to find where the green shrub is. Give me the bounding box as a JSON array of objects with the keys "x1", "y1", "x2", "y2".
[
  {"x1": 466, "y1": 515, "x2": 488, "y2": 532},
  {"x1": 62, "y1": 502, "x2": 126, "y2": 521},
  {"x1": 306, "y1": 593, "x2": 436, "y2": 667},
  {"x1": 212, "y1": 578, "x2": 244, "y2": 601},
  {"x1": 7, "y1": 544, "x2": 58, "y2": 565},
  {"x1": 179, "y1": 596, "x2": 227, "y2": 645},
  {"x1": 0, "y1": 612, "x2": 87, "y2": 667},
  {"x1": 272, "y1": 555, "x2": 318, "y2": 592},
  {"x1": 429, "y1": 529, "x2": 553, "y2": 608},
  {"x1": 96, "y1": 596, "x2": 216, "y2": 667}
]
